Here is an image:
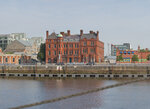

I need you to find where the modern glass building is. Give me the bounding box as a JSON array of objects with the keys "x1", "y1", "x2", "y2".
[
  {"x1": 0, "y1": 34, "x2": 13, "y2": 51},
  {"x1": 11, "y1": 33, "x2": 27, "y2": 41},
  {"x1": 111, "y1": 43, "x2": 131, "y2": 56},
  {"x1": 0, "y1": 33, "x2": 27, "y2": 51}
]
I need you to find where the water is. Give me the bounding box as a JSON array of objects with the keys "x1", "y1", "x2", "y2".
[{"x1": 0, "y1": 78, "x2": 150, "y2": 109}]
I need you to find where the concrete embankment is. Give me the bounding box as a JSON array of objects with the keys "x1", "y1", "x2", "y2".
[{"x1": 0, "y1": 64, "x2": 150, "y2": 78}]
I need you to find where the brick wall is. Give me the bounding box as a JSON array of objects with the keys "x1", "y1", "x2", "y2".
[{"x1": 46, "y1": 30, "x2": 104, "y2": 63}]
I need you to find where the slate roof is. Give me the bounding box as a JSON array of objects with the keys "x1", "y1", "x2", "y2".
[
  {"x1": 4, "y1": 40, "x2": 31, "y2": 53},
  {"x1": 81, "y1": 34, "x2": 97, "y2": 39},
  {"x1": 48, "y1": 32, "x2": 97, "y2": 42},
  {"x1": 63, "y1": 35, "x2": 80, "y2": 42},
  {"x1": 18, "y1": 40, "x2": 32, "y2": 47},
  {"x1": 48, "y1": 32, "x2": 57, "y2": 39}
]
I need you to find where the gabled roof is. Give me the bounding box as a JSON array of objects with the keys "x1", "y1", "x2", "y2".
[
  {"x1": 48, "y1": 32, "x2": 57, "y2": 39},
  {"x1": 18, "y1": 40, "x2": 31, "y2": 47},
  {"x1": 4, "y1": 40, "x2": 31, "y2": 53}
]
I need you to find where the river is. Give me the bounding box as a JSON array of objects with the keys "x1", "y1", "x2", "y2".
[{"x1": 0, "y1": 78, "x2": 150, "y2": 109}]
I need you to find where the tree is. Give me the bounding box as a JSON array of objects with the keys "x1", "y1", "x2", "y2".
[
  {"x1": 140, "y1": 49, "x2": 146, "y2": 52},
  {"x1": 37, "y1": 43, "x2": 45, "y2": 62},
  {"x1": 147, "y1": 54, "x2": 150, "y2": 61},
  {"x1": 117, "y1": 54, "x2": 123, "y2": 61},
  {"x1": 132, "y1": 55, "x2": 139, "y2": 62}
]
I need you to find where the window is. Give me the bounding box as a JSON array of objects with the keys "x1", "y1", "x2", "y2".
[
  {"x1": 64, "y1": 44, "x2": 65, "y2": 48},
  {"x1": 54, "y1": 51, "x2": 56, "y2": 55},
  {"x1": 83, "y1": 48, "x2": 88, "y2": 53},
  {"x1": 54, "y1": 44, "x2": 56, "y2": 48},
  {"x1": 75, "y1": 44, "x2": 77, "y2": 48},
  {"x1": 69, "y1": 50, "x2": 73, "y2": 55},
  {"x1": 5, "y1": 58, "x2": 8, "y2": 62},
  {"x1": 49, "y1": 44, "x2": 50, "y2": 48},
  {"x1": 75, "y1": 50, "x2": 79, "y2": 55},
  {"x1": 59, "y1": 44, "x2": 60, "y2": 48},
  {"x1": 48, "y1": 58, "x2": 51, "y2": 63},
  {"x1": 90, "y1": 49, "x2": 94, "y2": 53},
  {"x1": 91, "y1": 41, "x2": 94, "y2": 46},
  {"x1": 59, "y1": 51, "x2": 60, "y2": 54},
  {"x1": 84, "y1": 42, "x2": 87, "y2": 46},
  {"x1": 4, "y1": 40, "x2": 7, "y2": 43},
  {"x1": 13, "y1": 58, "x2": 15, "y2": 62},
  {"x1": 69, "y1": 44, "x2": 73, "y2": 48},
  {"x1": 74, "y1": 58, "x2": 78, "y2": 62},
  {"x1": 49, "y1": 51, "x2": 51, "y2": 55}
]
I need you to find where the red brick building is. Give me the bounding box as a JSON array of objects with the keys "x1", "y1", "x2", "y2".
[
  {"x1": 45, "y1": 30, "x2": 104, "y2": 63},
  {"x1": 116, "y1": 46, "x2": 150, "y2": 63}
]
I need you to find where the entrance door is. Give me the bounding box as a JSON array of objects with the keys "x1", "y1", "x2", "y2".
[{"x1": 69, "y1": 58, "x2": 72, "y2": 63}]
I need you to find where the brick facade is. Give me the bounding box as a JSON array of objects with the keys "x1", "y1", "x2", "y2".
[
  {"x1": 45, "y1": 30, "x2": 104, "y2": 63},
  {"x1": 0, "y1": 47, "x2": 31, "y2": 65},
  {"x1": 0, "y1": 54, "x2": 31, "y2": 64},
  {"x1": 116, "y1": 46, "x2": 150, "y2": 63}
]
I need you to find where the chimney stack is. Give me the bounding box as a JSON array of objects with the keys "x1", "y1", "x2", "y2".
[
  {"x1": 80, "y1": 29, "x2": 83, "y2": 36},
  {"x1": 97, "y1": 31, "x2": 99, "y2": 40},
  {"x1": 46, "y1": 30, "x2": 49, "y2": 39},
  {"x1": 67, "y1": 30, "x2": 71, "y2": 36},
  {"x1": 60, "y1": 32, "x2": 65, "y2": 36},
  {"x1": 138, "y1": 45, "x2": 140, "y2": 51},
  {"x1": 89, "y1": 30, "x2": 93, "y2": 34}
]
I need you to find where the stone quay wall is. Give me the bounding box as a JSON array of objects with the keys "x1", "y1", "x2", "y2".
[{"x1": 0, "y1": 65, "x2": 150, "y2": 74}]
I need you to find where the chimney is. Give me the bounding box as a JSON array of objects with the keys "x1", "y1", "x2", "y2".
[
  {"x1": 67, "y1": 30, "x2": 71, "y2": 36},
  {"x1": 89, "y1": 30, "x2": 93, "y2": 34},
  {"x1": 138, "y1": 45, "x2": 140, "y2": 51},
  {"x1": 97, "y1": 31, "x2": 99, "y2": 40},
  {"x1": 60, "y1": 32, "x2": 65, "y2": 36},
  {"x1": 80, "y1": 29, "x2": 83, "y2": 36},
  {"x1": 46, "y1": 30, "x2": 49, "y2": 39}
]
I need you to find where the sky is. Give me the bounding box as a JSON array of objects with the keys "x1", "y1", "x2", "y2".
[{"x1": 0, "y1": 0, "x2": 150, "y2": 55}]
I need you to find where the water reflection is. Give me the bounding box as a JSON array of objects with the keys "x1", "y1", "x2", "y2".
[{"x1": 0, "y1": 78, "x2": 123, "y2": 109}]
